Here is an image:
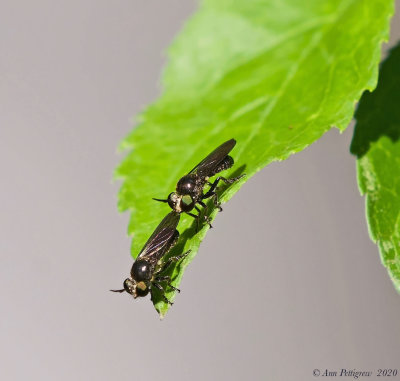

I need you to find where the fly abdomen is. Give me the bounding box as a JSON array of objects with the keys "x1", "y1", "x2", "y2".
[{"x1": 208, "y1": 155, "x2": 234, "y2": 177}]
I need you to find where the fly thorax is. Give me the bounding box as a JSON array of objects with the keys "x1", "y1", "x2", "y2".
[
  {"x1": 177, "y1": 174, "x2": 198, "y2": 195},
  {"x1": 131, "y1": 259, "x2": 151, "y2": 281}
]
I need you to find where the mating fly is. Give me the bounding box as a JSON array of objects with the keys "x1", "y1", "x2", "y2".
[
  {"x1": 111, "y1": 211, "x2": 189, "y2": 305},
  {"x1": 154, "y1": 139, "x2": 244, "y2": 229}
]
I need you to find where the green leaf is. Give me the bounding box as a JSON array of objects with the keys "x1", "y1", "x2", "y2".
[
  {"x1": 351, "y1": 43, "x2": 400, "y2": 293},
  {"x1": 117, "y1": 0, "x2": 394, "y2": 317}
]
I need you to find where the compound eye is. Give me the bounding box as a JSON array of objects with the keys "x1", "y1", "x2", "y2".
[
  {"x1": 135, "y1": 282, "x2": 149, "y2": 297},
  {"x1": 180, "y1": 195, "x2": 194, "y2": 212},
  {"x1": 181, "y1": 195, "x2": 192, "y2": 206}
]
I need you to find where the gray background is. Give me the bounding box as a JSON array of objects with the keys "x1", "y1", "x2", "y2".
[{"x1": 1, "y1": 1, "x2": 399, "y2": 380}]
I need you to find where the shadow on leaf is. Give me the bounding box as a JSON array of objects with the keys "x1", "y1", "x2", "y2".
[{"x1": 351, "y1": 42, "x2": 400, "y2": 157}]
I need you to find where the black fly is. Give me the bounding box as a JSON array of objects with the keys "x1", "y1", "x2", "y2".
[
  {"x1": 111, "y1": 211, "x2": 189, "y2": 305},
  {"x1": 153, "y1": 139, "x2": 244, "y2": 229}
]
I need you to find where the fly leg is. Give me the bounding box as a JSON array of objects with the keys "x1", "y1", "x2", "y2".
[
  {"x1": 155, "y1": 275, "x2": 181, "y2": 293},
  {"x1": 205, "y1": 174, "x2": 245, "y2": 195},
  {"x1": 159, "y1": 250, "x2": 191, "y2": 273},
  {"x1": 202, "y1": 174, "x2": 245, "y2": 210},
  {"x1": 212, "y1": 191, "x2": 222, "y2": 211},
  {"x1": 185, "y1": 211, "x2": 200, "y2": 231},
  {"x1": 195, "y1": 206, "x2": 204, "y2": 230},
  {"x1": 197, "y1": 201, "x2": 213, "y2": 228},
  {"x1": 153, "y1": 282, "x2": 173, "y2": 305},
  {"x1": 203, "y1": 187, "x2": 222, "y2": 211}
]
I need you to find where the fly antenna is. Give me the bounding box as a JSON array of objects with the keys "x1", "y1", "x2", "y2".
[
  {"x1": 152, "y1": 198, "x2": 168, "y2": 203},
  {"x1": 110, "y1": 288, "x2": 125, "y2": 293}
]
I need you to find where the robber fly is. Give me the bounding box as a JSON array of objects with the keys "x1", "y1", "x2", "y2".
[
  {"x1": 111, "y1": 211, "x2": 189, "y2": 305},
  {"x1": 153, "y1": 139, "x2": 244, "y2": 229}
]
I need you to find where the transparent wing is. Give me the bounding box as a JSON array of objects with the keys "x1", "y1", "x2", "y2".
[
  {"x1": 189, "y1": 139, "x2": 236, "y2": 177},
  {"x1": 137, "y1": 212, "x2": 180, "y2": 261}
]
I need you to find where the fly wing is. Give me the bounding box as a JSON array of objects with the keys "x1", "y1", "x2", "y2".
[
  {"x1": 189, "y1": 139, "x2": 236, "y2": 177},
  {"x1": 137, "y1": 212, "x2": 180, "y2": 262}
]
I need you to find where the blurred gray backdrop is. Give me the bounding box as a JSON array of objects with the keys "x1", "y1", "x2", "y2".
[{"x1": 1, "y1": 1, "x2": 399, "y2": 380}]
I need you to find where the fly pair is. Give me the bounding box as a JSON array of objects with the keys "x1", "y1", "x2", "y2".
[{"x1": 111, "y1": 139, "x2": 244, "y2": 305}]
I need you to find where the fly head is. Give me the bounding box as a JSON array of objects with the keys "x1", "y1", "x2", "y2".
[{"x1": 119, "y1": 278, "x2": 150, "y2": 298}]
